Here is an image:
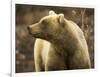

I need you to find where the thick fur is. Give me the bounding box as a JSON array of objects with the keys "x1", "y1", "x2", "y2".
[{"x1": 28, "y1": 11, "x2": 91, "y2": 72}]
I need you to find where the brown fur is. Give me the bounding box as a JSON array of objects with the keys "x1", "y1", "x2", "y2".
[{"x1": 28, "y1": 11, "x2": 91, "y2": 72}]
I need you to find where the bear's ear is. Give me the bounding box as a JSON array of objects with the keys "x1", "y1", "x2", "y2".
[
  {"x1": 49, "y1": 10, "x2": 56, "y2": 15},
  {"x1": 58, "y1": 14, "x2": 64, "y2": 24}
]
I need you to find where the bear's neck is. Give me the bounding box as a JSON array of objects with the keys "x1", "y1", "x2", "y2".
[
  {"x1": 49, "y1": 26, "x2": 82, "y2": 56},
  {"x1": 50, "y1": 34, "x2": 80, "y2": 56}
]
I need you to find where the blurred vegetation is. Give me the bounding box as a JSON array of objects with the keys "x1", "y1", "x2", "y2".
[{"x1": 16, "y1": 4, "x2": 94, "y2": 73}]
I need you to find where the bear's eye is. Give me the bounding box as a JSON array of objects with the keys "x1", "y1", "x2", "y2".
[{"x1": 42, "y1": 20, "x2": 48, "y2": 25}]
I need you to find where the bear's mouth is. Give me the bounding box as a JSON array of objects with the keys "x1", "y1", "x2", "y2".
[{"x1": 31, "y1": 32, "x2": 41, "y2": 38}]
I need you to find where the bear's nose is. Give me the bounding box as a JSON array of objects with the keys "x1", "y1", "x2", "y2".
[
  {"x1": 27, "y1": 26, "x2": 30, "y2": 31},
  {"x1": 27, "y1": 26, "x2": 31, "y2": 34}
]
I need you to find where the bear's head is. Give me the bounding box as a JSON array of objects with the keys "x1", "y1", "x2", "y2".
[{"x1": 27, "y1": 11, "x2": 66, "y2": 42}]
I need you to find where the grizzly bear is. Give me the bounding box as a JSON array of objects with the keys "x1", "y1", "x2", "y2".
[{"x1": 27, "y1": 10, "x2": 91, "y2": 72}]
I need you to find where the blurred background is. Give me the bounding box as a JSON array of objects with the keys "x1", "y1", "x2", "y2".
[{"x1": 16, "y1": 4, "x2": 94, "y2": 73}]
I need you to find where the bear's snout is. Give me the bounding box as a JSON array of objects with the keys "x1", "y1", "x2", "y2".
[
  {"x1": 27, "y1": 26, "x2": 32, "y2": 35},
  {"x1": 27, "y1": 25, "x2": 42, "y2": 38},
  {"x1": 27, "y1": 26, "x2": 30, "y2": 31}
]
